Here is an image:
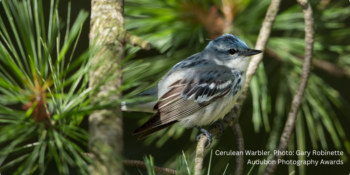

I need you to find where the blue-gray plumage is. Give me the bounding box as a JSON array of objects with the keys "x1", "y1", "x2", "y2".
[{"x1": 122, "y1": 34, "x2": 262, "y2": 148}]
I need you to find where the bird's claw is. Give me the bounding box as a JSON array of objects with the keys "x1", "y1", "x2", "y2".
[{"x1": 195, "y1": 126, "x2": 212, "y2": 149}]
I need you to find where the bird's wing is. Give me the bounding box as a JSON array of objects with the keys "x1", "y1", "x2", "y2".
[{"x1": 133, "y1": 66, "x2": 243, "y2": 136}]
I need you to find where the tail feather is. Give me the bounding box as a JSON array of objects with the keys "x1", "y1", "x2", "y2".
[
  {"x1": 133, "y1": 112, "x2": 161, "y2": 134},
  {"x1": 133, "y1": 112, "x2": 178, "y2": 136},
  {"x1": 138, "y1": 121, "x2": 177, "y2": 140},
  {"x1": 131, "y1": 86, "x2": 178, "y2": 139}
]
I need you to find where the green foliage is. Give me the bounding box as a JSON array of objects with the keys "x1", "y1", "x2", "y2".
[
  {"x1": 0, "y1": 0, "x2": 152, "y2": 174},
  {"x1": 143, "y1": 155, "x2": 156, "y2": 175},
  {"x1": 247, "y1": 160, "x2": 257, "y2": 175},
  {"x1": 0, "y1": 0, "x2": 160, "y2": 173},
  {"x1": 0, "y1": 0, "x2": 92, "y2": 174}
]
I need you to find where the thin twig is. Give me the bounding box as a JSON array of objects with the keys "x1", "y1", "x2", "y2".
[
  {"x1": 264, "y1": 0, "x2": 314, "y2": 174},
  {"x1": 232, "y1": 122, "x2": 244, "y2": 175},
  {"x1": 85, "y1": 154, "x2": 178, "y2": 175},
  {"x1": 244, "y1": 0, "x2": 282, "y2": 90},
  {"x1": 116, "y1": 29, "x2": 151, "y2": 50},
  {"x1": 194, "y1": 0, "x2": 282, "y2": 174},
  {"x1": 194, "y1": 135, "x2": 207, "y2": 175},
  {"x1": 123, "y1": 160, "x2": 177, "y2": 175}
]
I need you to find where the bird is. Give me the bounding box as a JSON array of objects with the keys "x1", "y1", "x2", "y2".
[{"x1": 122, "y1": 34, "x2": 262, "y2": 148}]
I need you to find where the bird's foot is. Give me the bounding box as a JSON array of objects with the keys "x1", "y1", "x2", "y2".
[
  {"x1": 208, "y1": 120, "x2": 226, "y2": 138},
  {"x1": 195, "y1": 126, "x2": 212, "y2": 149}
]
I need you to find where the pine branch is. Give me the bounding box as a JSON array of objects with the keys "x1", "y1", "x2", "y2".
[
  {"x1": 194, "y1": 134, "x2": 207, "y2": 175},
  {"x1": 194, "y1": 0, "x2": 281, "y2": 174},
  {"x1": 232, "y1": 122, "x2": 244, "y2": 175},
  {"x1": 123, "y1": 160, "x2": 177, "y2": 175},
  {"x1": 243, "y1": 0, "x2": 282, "y2": 90},
  {"x1": 116, "y1": 28, "x2": 151, "y2": 50},
  {"x1": 264, "y1": 0, "x2": 314, "y2": 174},
  {"x1": 84, "y1": 153, "x2": 177, "y2": 175}
]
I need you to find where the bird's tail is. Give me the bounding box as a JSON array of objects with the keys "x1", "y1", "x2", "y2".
[
  {"x1": 132, "y1": 112, "x2": 178, "y2": 139},
  {"x1": 136, "y1": 121, "x2": 177, "y2": 140}
]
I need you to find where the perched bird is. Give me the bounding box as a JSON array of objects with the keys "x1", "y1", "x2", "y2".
[{"x1": 122, "y1": 34, "x2": 262, "y2": 148}]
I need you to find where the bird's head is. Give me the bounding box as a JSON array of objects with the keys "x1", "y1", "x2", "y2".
[{"x1": 204, "y1": 34, "x2": 262, "y2": 71}]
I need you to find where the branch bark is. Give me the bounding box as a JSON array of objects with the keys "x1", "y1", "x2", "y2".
[
  {"x1": 243, "y1": 0, "x2": 281, "y2": 91},
  {"x1": 264, "y1": 0, "x2": 314, "y2": 174},
  {"x1": 194, "y1": 134, "x2": 207, "y2": 175},
  {"x1": 194, "y1": 0, "x2": 281, "y2": 174},
  {"x1": 89, "y1": 0, "x2": 125, "y2": 174},
  {"x1": 232, "y1": 122, "x2": 244, "y2": 175},
  {"x1": 116, "y1": 29, "x2": 151, "y2": 50},
  {"x1": 85, "y1": 153, "x2": 177, "y2": 175},
  {"x1": 123, "y1": 160, "x2": 177, "y2": 175},
  {"x1": 89, "y1": 0, "x2": 150, "y2": 174}
]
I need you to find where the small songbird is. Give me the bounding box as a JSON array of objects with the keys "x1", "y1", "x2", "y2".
[{"x1": 122, "y1": 34, "x2": 262, "y2": 148}]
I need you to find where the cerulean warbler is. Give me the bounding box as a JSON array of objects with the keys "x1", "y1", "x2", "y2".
[{"x1": 122, "y1": 34, "x2": 262, "y2": 147}]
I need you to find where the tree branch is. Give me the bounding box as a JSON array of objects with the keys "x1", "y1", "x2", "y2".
[
  {"x1": 232, "y1": 122, "x2": 244, "y2": 175},
  {"x1": 264, "y1": 0, "x2": 314, "y2": 174},
  {"x1": 116, "y1": 29, "x2": 151, "y2": 50},
  {"x1": 85, "y1": 153, "x2": 177, "y2": 175},
  {"x1": 243, "y1": 0, "x2": 282, "y2": 90},
  {"x1": 194, "y1": 0, "x2": 281, "y2": 174},
  {"x1": 123, "y1": 160, "x2": 177, "y2": 175},
  {"x1": 194, "y1": 134, "x2": 207, "y2": 175},
  {"x1": 89, "y1": 0, "x2": 125, "y2": 174}
]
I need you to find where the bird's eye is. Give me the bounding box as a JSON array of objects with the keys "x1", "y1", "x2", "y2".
[{"x1": 228, "y1": 49, "x2": 237, "y2": 55}]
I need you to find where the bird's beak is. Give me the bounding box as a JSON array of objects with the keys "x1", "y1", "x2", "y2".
[{"x1": 243, "y1": 49, "x2": 263, "y2": 56}]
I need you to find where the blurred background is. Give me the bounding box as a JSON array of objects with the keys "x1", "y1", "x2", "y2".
[{"x1": 1, "y1": 0, "x2": 350, "y2": 174}]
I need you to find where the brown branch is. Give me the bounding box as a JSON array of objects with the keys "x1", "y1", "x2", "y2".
[
  {"x1": 85, "y1": 154, "x2": 177, "y2": 175},
  {"x1": 264, "y1": 0, "x2": 314, "y2": 174},
  {"x1": 123, "y1": 160, "x2": 177, "y2": 175},
  {"x1": 116, "y1": 29, "x2": 151, "y2": 50},
  {"x1": 244, "y1": 0, "x2": 282, "y2": 90},
  {"x1": 232, "y1": 122, "x2": 244, "y2": 175},
  {"x1": 194, "y1": 0, "x2": 282, "y2": 174},
  {"x1": 194, "y1": 135, "x2": 207, "y2": 175}
]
